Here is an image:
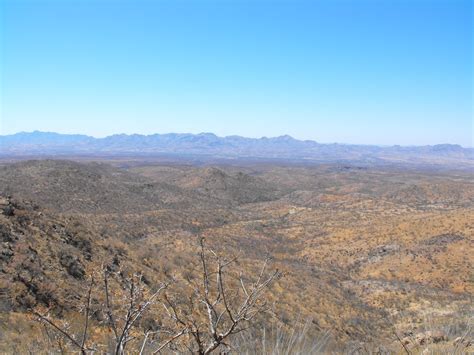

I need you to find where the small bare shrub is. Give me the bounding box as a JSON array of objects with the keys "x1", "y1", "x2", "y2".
[{"x1": 31, "y1": 237, "x2": 281, "y2": 354}]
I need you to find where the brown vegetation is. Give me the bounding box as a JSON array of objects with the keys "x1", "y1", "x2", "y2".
[{"x1": 0, "y1": 160, "x2": 472, "y2": 353}]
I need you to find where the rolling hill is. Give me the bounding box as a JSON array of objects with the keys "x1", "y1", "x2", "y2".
[{"x1": 0, "y1": 159, "x2": 472, "y2": 353}]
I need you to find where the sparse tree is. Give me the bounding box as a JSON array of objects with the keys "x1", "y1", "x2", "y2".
[
  {"x1": 32, "y1": 237, "x2": 281, "y2": 354},
  {"x1": 102, "y1": 271, "x2": 169, "y2": 354},
  {"x1": 160, "y1": 237, "x2": 282, "y2": 354},
  {"x1": 33, "y1": 271, "x2": 177, "y2": 354}
]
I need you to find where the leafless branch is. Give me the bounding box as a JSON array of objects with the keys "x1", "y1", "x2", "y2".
[
  {"x1": 152, "y1": 327, "x2": 188, "y2": 354},
  {"x1": 33, "y1": 311, "x2": 88, "y2": 354},
  {"x1": 160, "y1": 237, "x2": 281, "y2": 354},
  {"x1": 31, "y1": 237, "x2": 280, "y2": 355},
  {"x1": 80, "y1": 275, "x2": 95, "y2": 350},
  {"x1": 104, "y1": 269, "x2": 119, "y2": 342}
]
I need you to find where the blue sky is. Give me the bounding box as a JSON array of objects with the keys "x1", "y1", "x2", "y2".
[{"x1": 1, "y1": 0, "x2": 472, "y2": 146}]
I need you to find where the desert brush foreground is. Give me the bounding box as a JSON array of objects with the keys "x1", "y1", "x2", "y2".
[{"x1": 0, "y1": 159, "x2": 472, "y2": 353}]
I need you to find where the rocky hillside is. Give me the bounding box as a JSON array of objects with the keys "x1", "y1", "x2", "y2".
[
  {"x1": 0, "y1": 160, "x2": 281, "y2": 213},
  {"x1": 0, "y1": 160, "x2": 472, "y2": 353}
]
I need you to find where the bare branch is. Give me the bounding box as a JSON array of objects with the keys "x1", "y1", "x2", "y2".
[
  {"x1": 104, "y1": 269, "x2": 119, "y2": 342},
  {"x1": 80, "y1": 275, "x2": 95, "y2": 350},
  {"x1": 169, "y1": 237, "x2": 282, "y2": 354},
  {"x1": 152, "y1": 327, "x2": 188, "y2": 354},
  {"x1": 33, "y1": 311, "x2": 87, "y2": 354}
]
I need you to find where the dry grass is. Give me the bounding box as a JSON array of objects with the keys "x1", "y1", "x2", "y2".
[{"x1": 0, "y1": 160, "x2": 472, "y2": 352}]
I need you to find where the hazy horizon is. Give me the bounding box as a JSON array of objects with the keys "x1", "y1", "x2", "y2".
[
  {"x1": 2, "y1": 129, "x2": 474, "y2": 148},
  {"x1": 1, "y1": 0, "x2": 472, "y2": 147}
]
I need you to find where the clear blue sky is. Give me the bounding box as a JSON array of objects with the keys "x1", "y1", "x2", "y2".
[{"x1": 1, "y1": 0, "x2": 472, "y2": 146}]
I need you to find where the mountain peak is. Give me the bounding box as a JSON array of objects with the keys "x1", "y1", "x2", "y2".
[{"x1": 274, "y1": 134, "x2": 295, "y2": 141}]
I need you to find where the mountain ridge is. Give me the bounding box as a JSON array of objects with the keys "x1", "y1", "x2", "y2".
[
  {"x1": 1, "y1": 131, "x2": 472, "y2": 167},
  {"x1": 2, "y1": 130, "x2": 470, "y2": 148}
]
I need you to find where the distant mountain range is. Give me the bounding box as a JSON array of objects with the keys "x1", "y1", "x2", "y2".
[{"x1": 1, "y1": 131, "x2": 473, "y2": 167}]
